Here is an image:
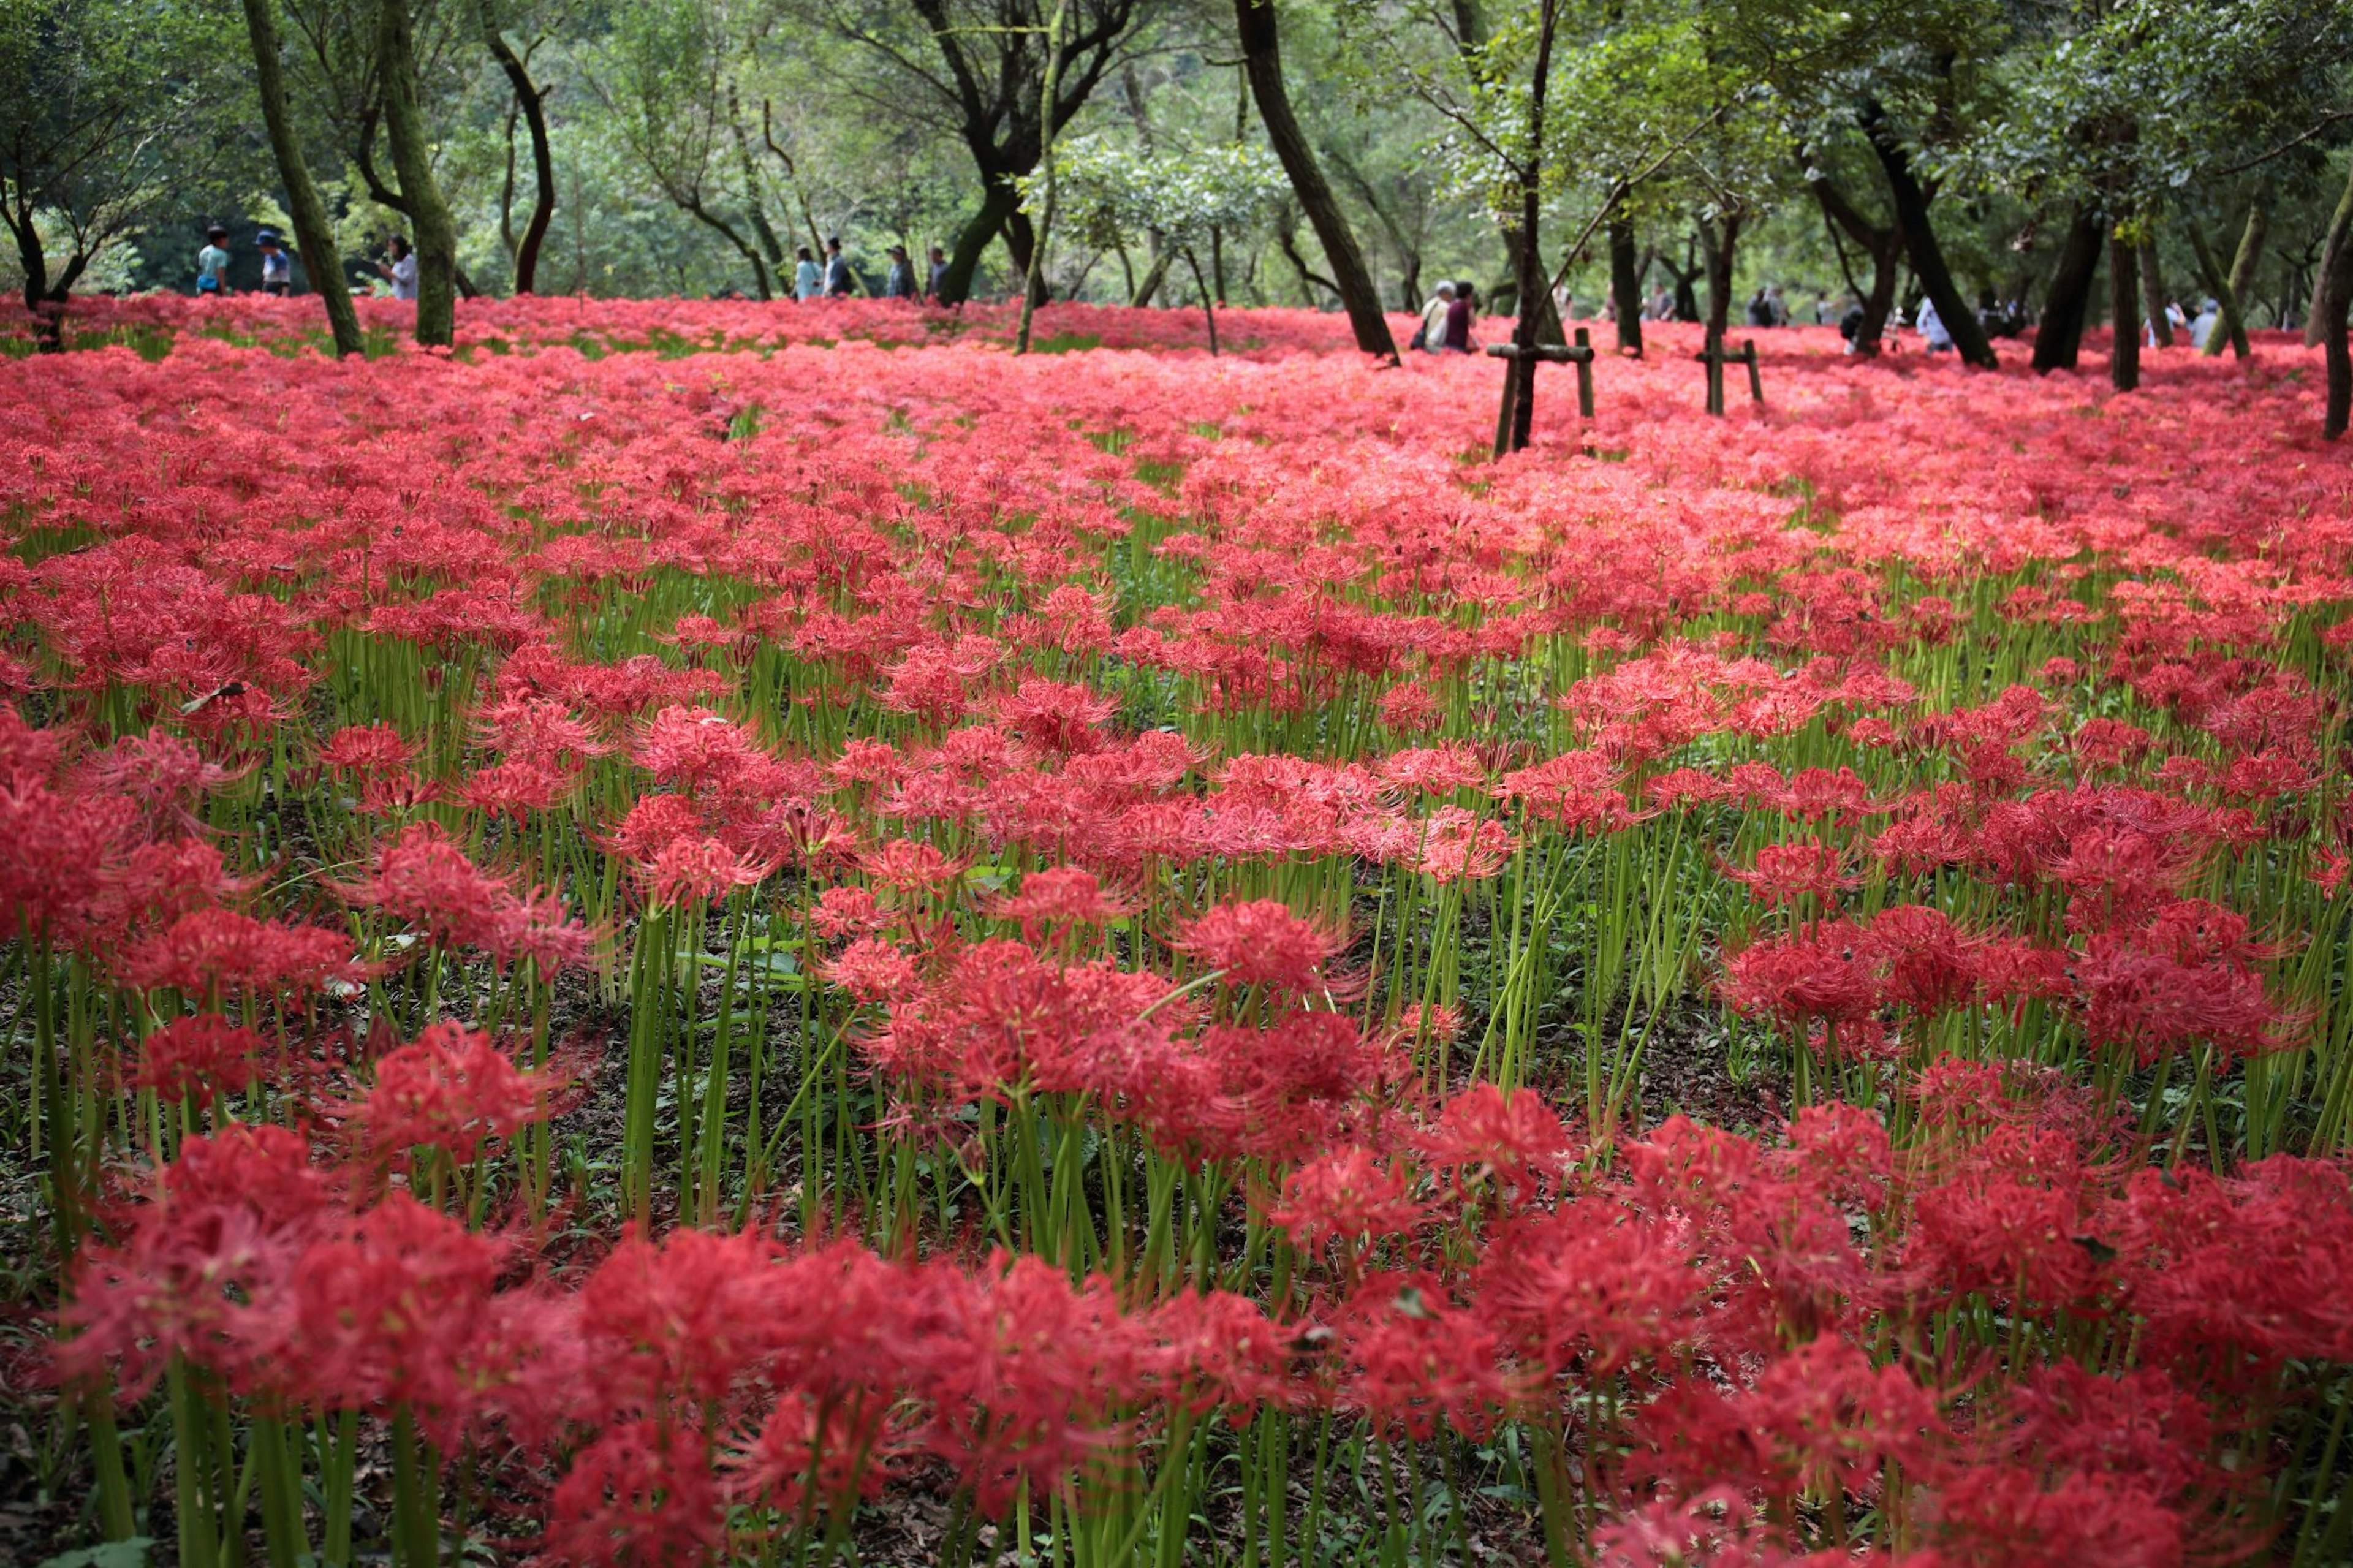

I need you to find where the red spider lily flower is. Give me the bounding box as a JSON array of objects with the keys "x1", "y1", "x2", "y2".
[
  {"x1": 988, "y1": 865, "x2": 1132, "y2": 943},
  {"x1": 808, "y1": 884, "x2": 887, "y2": 939},
  {"x1": 820, "y1": 936, "x2": 919, "y2": 1002},
  {"x1": 993, "y1": 677, "x2": 1119, "y2": 754},
  {"x1": 720, "y1": 1392, "x2": 898, "y2": 1520},
  {"x1": 1377, "y1": 681, "x2": 1443, "y2": 734},
  {"x1": 282, "y1": 1193, "x2": 506, "y2": 1430},
  {"x1": 1174, "y1": 898, "x2": 1349, "y2": 996},
  {"x1": 357, "y1": 1023, "x2": 556, "y2": 1164},
  {"x1": 920, "y1": 1252, "x2": 1146, "y2": 1514},
  {"x1": 118, "y1": 909, "x2": 362, "y2": 999},
  {"x1": 1637, "y1": 1335, "x2": 1938, "y2": 1501},
  {"x1": 1476, "y1": 1201, "x2": 1703, "y2": 1377},
  {"x1": 1336, "y1": 1270, "x2": 1514, "y2": 1441},
  {"x1": 1721, "y1": 842, "x2": 1861, "y2": 907},
  {"x1": 1414, "y1": 1081, "x2": 1577, "y2": 1205},
  {"x1": 637, "y1": 835, "x2": 775, "y2": 907},
  {"x1": 1264, "y1": 1147, "x2": 1427, "y2": 1254},
  {"x1": 542, "y1": 1417, "x2": 725, "y2": 1568},
  {"x1": 73, "y1": 731, "x2": 251, "y2": 839},
  {"x1": 132, "y1": 1013, "x2": 267, "y2": 1110},
  {"x1": 632, "y1": 703, "x2": 766, "y2": 790},
  {"x1": 317, "y1": 721, "x2": 420, "y2": 778},
  {"x1": 1718, "y1": 922, "x2": 1878, "y2": 1036},
  {"x1": 57, "y1": 1124, "x2": 330, "y2": 1398},
  {"x1": 1590, "y1": 1487, "x2": 1822, "y2": 1568},
  {"x1": 858, "y1": 836, "x2": 966, "y2": 893},
  {"x1": 341, "y1": 822, "x2": 591, "y2": 974}
]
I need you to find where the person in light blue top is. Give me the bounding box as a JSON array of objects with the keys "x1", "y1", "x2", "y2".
[
  {"x1": 794, "y1": 244, "x2": 820, "y2": 300},
  {"x1": 196, "y1": 225, "x2": 232, "y2": 295}
]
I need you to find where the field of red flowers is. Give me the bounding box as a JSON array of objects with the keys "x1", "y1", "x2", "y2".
[{"x1": 4, "y1": 297, "x2": 2353, "y2": 1567}]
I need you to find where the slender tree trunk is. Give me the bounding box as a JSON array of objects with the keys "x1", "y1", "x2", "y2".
[
  {"x1": 1183, "y1": 246, "x2": 1219, "y2": 355},
  {"x1": 1699, "y1": 214, "x2": 1740, "y2": 339},
  {"x1": 241, "y1": 0, "x2": 363, "y2": 353},
  {"x1": 377, "y1": 0, "x2": 458, "y2": 345},
  {"x1": 939, "y1": 178, "x2": 1020, "y2": 305},
  {"x1": 1018, "y1": 0, "x2": 1069, "y2": 352},
  {"x1": 684, "y1": 197, "x2": 772, "y2": 298},
  {"x1": 2185, "y1": 221, "x2": 2249, "y2": 362},
  {"x1": 2033, "y1": 207, "x2": 2104, "y2": 371},
  {"x1": 2196, "y1": 203, "x2": 2259, "y2": 359},
  {"x1": 1498, "y1": 0, "x2": 1557, "y2": 456},
  {"x1": 2306, "y1": 164, "x2": 2353, "y2": 350},
  {"x1": 2315, "y1": 161, "x2": 2353, "y2": 437},
  {"x1": 2223, "y1": 191, "x2": 2267, "y2": 350},
  {"x1": 478, "y1": 0, "x2": 554, "y2": 294},
  {"x1": 1609, "y1": 218, "x2": 1642, "y2": 355},
  {"x1": 2138, "y1": 238, "x2": 2171, "y2": 346},
  {"x1": 1131, "y1": 245, "x2": 1171, "y2": 307},
  {"x1": 2110, "y1": 229, "x2": 2140, "y2": 392},
  {"x1": 1864, "y1": 105, "x2": 1995, "y2": 368},
  {"x1": 1807, "y1": 169, "x2": 1899, "y2": 354},
  {"x1": 1233, "y1": 0, "x2": 1396, "y2": 358}
]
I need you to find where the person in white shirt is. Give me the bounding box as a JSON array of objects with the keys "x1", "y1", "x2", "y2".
[
  {"x1": 257, "y1": 230, "x2": 292, "y2": 295},
  {"x1": 2189, "y1": 298, "x2": 2220, "y2": 350},
  {"x1": 377, "y1": 235, "x2": 419, "y2": 301},
  {"x1": 1415, "y1": 281, "x2": 1455, "y2": 353},
  {"x1": 1916, "y1": 296, "x2": 1953, "y2": 352}
]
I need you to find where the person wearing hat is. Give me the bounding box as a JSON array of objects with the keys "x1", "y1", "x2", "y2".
[
  {"x1": 196, "y1": 225, "x2": 233, "y2": 295},
  {"x1": 884, "y1": 244, "x2": 914, "y2": 299},
  {"x1": 257, "y1": 230, "x2": 292, "y2": 297}
]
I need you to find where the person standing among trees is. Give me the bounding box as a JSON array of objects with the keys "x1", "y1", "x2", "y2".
[
  {"x1": 256, "y1": 230, "x2": 290, "y2": 296},
  {"x1": 794, "y1": 246, "x2": 820, "y2": 300},
  {"x1": 823, "y1": 236, "x2": 852, "y2": 297},
  {"x1": 376, "y1": 235, "x2": 418, "y2": 301},
  {"x1": 196, "y1": 225, "x2": 232, "y2": 295},
  {"x1": 926, "y1": 246, "x2": 950, "y2": 301},
  {"x1": 884, "y1": 245, "x2": 914, "y2": 299}
]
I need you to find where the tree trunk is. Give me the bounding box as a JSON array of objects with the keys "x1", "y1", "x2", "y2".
[
  {"x1": 2110, "y1": 230, "x2": 2140, "y2": 392},
  {"x1": 1496, "y1": 0, "x2": 1556, "y2": 456},
  {"x1": 2305, "y1": 164, "x2": 2353, "y2": 350},
  {"x1": 1864, "y1": 107, "x2": 1996, "y2": 368},
  {"x1": 377, "y1": 0, "x2": 459, "y2": 345},
  {"x1": 2138, "y1": 238, "x2": 2171, "y2": 346},
  {"x1": 2316, "y1": 161, "x2": 2353, "y2": 438},
  {"x1": 939, "y1": 177, "x2": 1020, "y2": 305},
  {"x1": 479, "y1": 0, "x2": 554, "y2": 294},
  {"x1": 1807, "y1": 169, "x2": 1900, "y2": 355},
  {"x1": 1233, "y1": 0, "x2": 1396, "y2": 358},
  {"x1": 2185, "y1": 221, "x2": 2249, "y2": 362},
  {"x1": 1608, "y1": 218, "x2": 1642, "y2": 355},
  {"x1": 684, "y1": 197, "x2": 772, "y2": 299},
  {"x1": 2198, "y1": 200, "x2": 2260, "y2": 358},
  {"x1": 2033, "y1": 207, "x2": 2104, "y2": 372},
  {"x1": 1183, "y1": 246, "x2": 1219, "y2": 355},
  {"x1": 1698, "y1": 214, "x2": 1740, "y2": 339},
  {"x1": 1131, "y1": 245, "x2": 1171, "y2": 307},
  {"x1": 243, "y1": 0, "x2": 364, "y2": 353}
]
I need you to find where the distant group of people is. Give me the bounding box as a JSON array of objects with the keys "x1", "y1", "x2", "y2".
[
  {"x1": 790, "y1": 237, "x2": 953, "y2": 301},
  {"x1": 197, "y1": 221, "x2": 958, "y2": 304},
  {"x1": 193, "y1": 222, "x2": 421, "y2": 300}
]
